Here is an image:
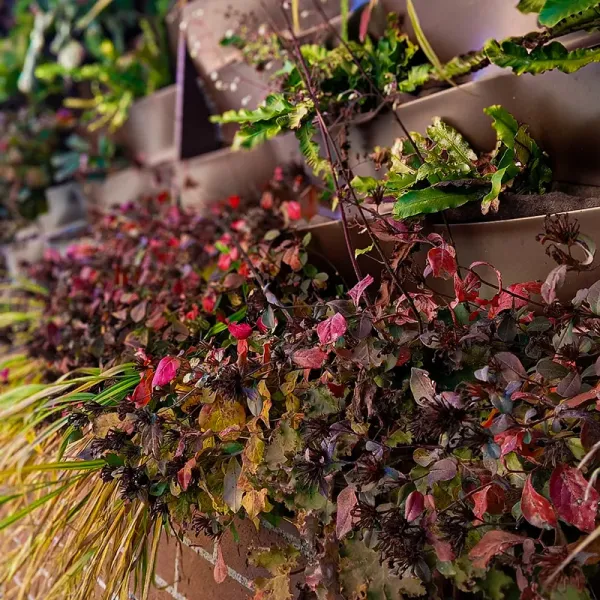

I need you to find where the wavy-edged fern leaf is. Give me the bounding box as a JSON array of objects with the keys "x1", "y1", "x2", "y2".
[
  {"x1": 550, "y1": 5, "x2": 600, "y2": 35},
  {"x1": 398, "y1": 64, "x2": 432, "y2": 93},
  {"x1": 539, "y1": 0, "x2": 600, "y2": 26},
  {"x1": 484, "y1": 40, "x2": 600, "y2": 75},
  {"x1": 426, "y1": 117, "x2": 477, "y2": 173},
  {"x1": 439, "y1": 51, "x2": 488, "y2": 80},
  {"x1": 211, "y1": 94, "x2": 293, "y2": 125},
  {"x1": 232, "y1": 121, "x2": 283, "y2": 150},
  {"x1": 517, "y1": 0, "x2": 545, "y2": 13},
  {"x1": 296, "y1": 122, "x2": 329, "y2": 177}
]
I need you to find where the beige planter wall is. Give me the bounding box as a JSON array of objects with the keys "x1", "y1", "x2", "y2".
[{"x1": 304, "y1": 207, "x2": 600, "y2": 302}]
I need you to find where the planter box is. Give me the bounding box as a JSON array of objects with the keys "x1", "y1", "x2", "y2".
[
  {"x1": 179, "y1": 141, "x2": 280, "y2": 212},
  {"x1": 302, "y1": 204, "x2": 600, "y2": 303},
  {"x1": 85, "y1": 167, "x2": 156, "y2": 211},
  {"x1": 1, "y1": 224, "x2": 44, "y2": 279},
  {"x1": 120, "y1": 78, "x2": 220, "y2": 167},
  {"x1": 39, "y1": 183, "x2": 88, "y2": 237},
  {"x1": 350, "y1": 63, "x2": 600, "y2": 188}
]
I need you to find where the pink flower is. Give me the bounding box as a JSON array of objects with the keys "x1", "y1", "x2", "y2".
[
  {"x1": 228, "y1": 322, "x2": 253, "y2": 340},
  {"x1": 286, "y1": 201, "x2": 301, "y2": 221}
]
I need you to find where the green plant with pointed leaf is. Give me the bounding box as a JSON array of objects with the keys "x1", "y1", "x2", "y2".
[{"x1": 350, "y1": 106, "x2": 551, "y2": 219}]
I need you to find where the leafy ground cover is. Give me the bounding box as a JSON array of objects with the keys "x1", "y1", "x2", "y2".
[{"x1": 2, "y1": 163, "x2": 600, "y2": 598}]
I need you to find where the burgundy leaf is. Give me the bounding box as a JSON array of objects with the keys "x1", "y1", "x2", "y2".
[
  {"x1": 494, "y1": 352, "x2": 526, "y2": 383},
  {"x1": 426, "y1": 246, "x2": 457, "y2": 280},
  {"x1": 152, "y1": 356, "x2": 180, "y2": 388},
  {"x1": 131, "y1": 369, "x2": 154, "y2": 408},
  {"x1": 549, "y1": 464, "x2": 599, "y2": 532},
  {"x1": 336, "y1": 486, "x2": 358, "y2": 540},
  {"x1": 469, "y1": 530, "x2": 527, "y2": 569},
  {"x1": 405, "y1": 490, "x2": 425, "y2": 522},
  {"x1": 214, "y1": 542, "x2": 228, "y2": 584},
  {"x1": 228, "y1": 322, "x2": 253, "y2": 340},
  {"x1": 317, "y1": 313, "x2": 347, "y2": 345},
  {"x1": 428, "y1": 458, "x2": 458, "y2": 485},
  {"x1": 521, "y1": 475, "x2": 557, "y2": 530},
  {"x1": 293, "y1": 348, "x2": 328, "y2": 369},
  {"x1": 177, "y1": 457, "x2": 196, "y2": 492},
  {"x1": 348, "y1": 274, "x2": 374, "y2": 306},
  {"x1": 471, "y1": 484, "x2": 506, "y2": 521}
]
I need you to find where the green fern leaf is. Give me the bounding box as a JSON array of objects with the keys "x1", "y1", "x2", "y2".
[
  {"x1": 439, "y1": 51, "x2": 488, "y2": 79},
  {"x1": 484, "y1": 40, "x2": 600, "y2": 75},
  {"x1": 426, "y1": 118, "x2": 477, "y2": 173},
  {"x1": 539, "y1": 0, "x2": 600, "y2": 26},
  {"x1": 484, "y1": 105, "x2": 520, "y2": 148},
  {"x1": 398, "y1": 64, "x2": 432, "y2": 93},
  {"x1": 212, "y1": 94, "x2": 293, "y2": 125},
  {"x1": 517, "y1": 0, "x2": 545, "y2": 13},
  {"x1": 296, "y1": 122, "x2": 329, "y2": 177},
  {"x1": 232, "y1": 121, "x2": 283, "y2": 150},
  {"x1": 393, "y1": 184, "x2": 490, "y2": 219}
]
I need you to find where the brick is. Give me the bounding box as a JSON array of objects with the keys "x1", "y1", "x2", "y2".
[
  {"x1": 147, "y1": 585, "x2": 177, "y2": 600},
  {"x1": 155, "y1": 532, "x2": 178, "y2": 587},
  {"x1": 219, "y1": 518, "x2": 303, "y2": 581},
  {"x1": 178, "y1": 541, "x2": 252, "y2": 600}
]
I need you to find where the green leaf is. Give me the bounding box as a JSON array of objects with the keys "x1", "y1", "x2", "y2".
[
  {"x1": 539, "y1": 0, "x2": 599, "y2": 26},
  {"x1": 484, "y1": 105, "x2": 520, "y2": 149},
  {"x1": 232, "y1": 121, "x2": 283, "y2": 151},
  {"x1": 398, "y1": 64, "x2": 432, "y2": 93},
  {"x1": 517, "y1": 0, "x2": 546, "y2": 13},
  {"x1": 439, "y1": 51, "x2": 488, "y2": 80},
  {"x1": 351, "y1": 176, "x2": 380, "y2": 195},
  {"x1": 212, "y1": 94, "x2": 292, "y2": 124},
  {"x1": 296, "y1": 121, "x2": 329, "y2": 176},
  {"x1": 484, "y1": 39, "x2": 600, "y2": 75},
  {"x1": 393, "y1": 184, "x2": 490, "y2": 219},
  {"x1": 355, "y1": 244, "x2": 374, "y2": 258},
  {"x1": 426, "y1": 117, "x2": 477, "y2": 172},
  {"x1": 482, "y1": 167, "x2": 508, "y2": 213}
]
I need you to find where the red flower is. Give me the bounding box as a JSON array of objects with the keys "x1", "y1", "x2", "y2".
[
  {"x1": 202, "y1": 295, "x2": 216, "y2": 313},
  {"x1": 228, "y1": 195, "x2": 241, "y2": 210}
]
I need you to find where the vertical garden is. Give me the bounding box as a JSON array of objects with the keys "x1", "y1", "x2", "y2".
[{"x1": 3, "y1": 1, "x2": 600, "y2": 599}]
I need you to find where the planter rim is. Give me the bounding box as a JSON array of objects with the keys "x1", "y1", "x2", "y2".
[
  {"x1": 298, "y1": 204, "x2": 600, "y2": 234},
  {"x1": 130, "y1": 84, "x2": 177, "y2": 110}
]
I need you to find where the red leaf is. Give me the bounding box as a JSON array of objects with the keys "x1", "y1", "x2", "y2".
[
  {"x1": 202, "y1": 294, "x2": 216, "y2": 313},
  {"x1": 469, "y1": 530, "x2": 527, "y2": 569},
  {"x1": 214, "y1": 542, "x2": 228, "y2": 584},
  {"x1": 549, "y1": 464, "x2": 599, "y2": 532},
  {"x1": 426, "y1": 246, "x2": 457, "y2": 280},
  {"x1": 152, "y1": 356, "x2": 180, "y2": 388},
  {"x1": 228, "y1": 195, "x2": 241, "y2": 210},
  {"x1": 286, "y1": 201, "x2": 301, "y2": 221},
  {"x1": 228, "y1": 322, "x2": 253, "y2": 340},
  {"x1": 494, "y1": 428, "x2": 538, "y2": 458},
  {"x1": 348, "y1": 274, "x2": 374, "y2": 306},
  {"x1": 131, "y1": 368, "x2": 154, "y2": 408},
  {"x1": 359, "y1": 0, "x2": 373, "y2": 41},
  {"x1": 317, "y1": 313, "x2": 347, "y2": 345},
  {"x1": 336, "y1": 486, "x2": 358, "y2": 540},
  {"x1": 521, "y1": 475, "x2": 557, "y2": 530},
  {"x1": 405, "y1": 491, "x2": 425, "y2": 522},
  {"x1": 471, "y1": 484, "x2": 506, "y2": 521},
  {"x1": 177, "y1": 457, "x2": 196, "y2": 491},
  {"x1": 293, "y1": 348, "x2": 328, "y2": 369}
]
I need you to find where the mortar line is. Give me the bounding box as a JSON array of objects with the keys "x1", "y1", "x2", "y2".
[
  {"x1": 154, "y1": 575, "x2": 187, "y2": 600},
  {"x1": 180, "y1": 535, "x2": 254, "y2": 591}
]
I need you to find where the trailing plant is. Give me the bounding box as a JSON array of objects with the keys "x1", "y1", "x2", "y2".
[
  {"x1": 4, "y1": 178, "x2": 600, "y2": 598},
  {"x1": 352, "y1": 105, "x2": 552, "y2": 218}
]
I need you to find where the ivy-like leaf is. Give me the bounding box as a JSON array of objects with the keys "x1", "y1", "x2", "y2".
[
  {"x1": 485, "y1": 40, "x2": 600, "y2": 75},
  {"x1": 393, "y1": 183, "x2": 490, "y2": 219},
  {"x1": 539, "y1": 0, "x2": 599, "y2": 26}
]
